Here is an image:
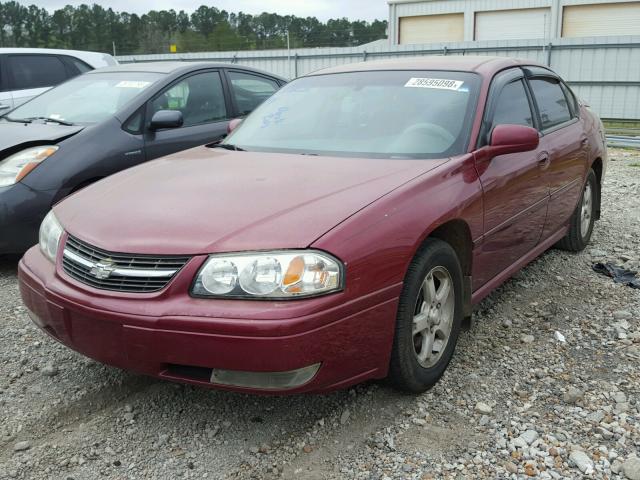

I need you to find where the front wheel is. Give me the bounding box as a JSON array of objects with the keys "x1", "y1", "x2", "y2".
[
  {"x1": 557, "y1": 169, "x2": 598, "y2": 252},
  {"x1": 389, "y1": 239, "x2": 463, "y2": 393}
]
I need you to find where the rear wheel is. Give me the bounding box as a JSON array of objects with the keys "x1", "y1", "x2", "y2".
[
  {"x1": 389, "y1": 239, "x2": 463, "y2": 393},
  {"x1": 557, "y1": 169, "x2": 597, "y2": 252}
]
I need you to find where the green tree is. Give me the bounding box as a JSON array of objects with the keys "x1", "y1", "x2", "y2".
[{"x1": 0, "y1": 2, "x2": 388, "y2": 54}]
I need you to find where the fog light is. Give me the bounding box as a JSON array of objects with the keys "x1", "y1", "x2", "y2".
[{"x1": 210, "y1": 363, "x2": 320, "y2": 390}]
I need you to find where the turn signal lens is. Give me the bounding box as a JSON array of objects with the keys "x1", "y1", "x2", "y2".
[
  {"x1": 0, "y1": 146, "x2": 59, "y2": 187},
  {"x1": 282, "y1": 255, "x2": 333, "y2": 294},
  {"x1": 283, "y1": 256, "x2": 305, "y2": 286},
  {"x1": 192, "y1": 251, "x2": 343, "y2": 299},
  {"x1": 15, "y1": 162, "x2": 40, "y2": 182},
  {"x1": 33, "y1": 146, "x2": 58, "y2": 160}
]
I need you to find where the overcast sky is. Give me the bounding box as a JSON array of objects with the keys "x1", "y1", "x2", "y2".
[{"x1": 18, "y1": 0, "x2": 389, "y2": 22}]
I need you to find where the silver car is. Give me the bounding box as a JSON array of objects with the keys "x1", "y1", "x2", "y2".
[{"x1": 0, "y1": 48, "x2": 117, "y2": 111}]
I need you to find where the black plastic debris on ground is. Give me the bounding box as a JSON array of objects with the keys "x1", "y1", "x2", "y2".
[{"x1": 593, "y1": 262, "x2": 640, "y2": 289}]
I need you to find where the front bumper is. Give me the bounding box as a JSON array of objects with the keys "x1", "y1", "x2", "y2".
[
  {"x1": 18, "y1": 246, "x2": 399, "y2": 394},
  {"x1": 0, "y1": 183, "x2": 56, "y2": 254}
]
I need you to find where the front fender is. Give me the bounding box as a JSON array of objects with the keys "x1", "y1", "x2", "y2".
[{"x1": 312, "y1": 154, "x2": 483, "y2": 301}]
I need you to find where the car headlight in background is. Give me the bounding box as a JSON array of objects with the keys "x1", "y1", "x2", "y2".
[
  {"x1": 192, "y1": 251, "x2": 343, "y2": 299},
  {"x1": 0, "y1": 146, "x2": 58, "y2": 187},
  {"x1": 39, "y1": 211, "x2": 64, "y2": 262}
]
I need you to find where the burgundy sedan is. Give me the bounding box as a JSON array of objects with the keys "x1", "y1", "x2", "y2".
[{"x1": 19, "y1": 57, "x2": 607, "y2": 394}]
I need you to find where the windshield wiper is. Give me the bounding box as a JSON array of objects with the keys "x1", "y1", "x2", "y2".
[
  {"x1": 3, "y1": 116, "x2": 32, "y2": 123},
  {"x1": 26, "y1": 117, "x2": 75, "y2": 126},
  {"x1": 215, "y1": 143, "x2": 245, "y2": 152}
]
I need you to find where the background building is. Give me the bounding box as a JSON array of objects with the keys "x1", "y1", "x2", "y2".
[{"x1": 388, "y1": 0, "x2": 640, "y2": 44}]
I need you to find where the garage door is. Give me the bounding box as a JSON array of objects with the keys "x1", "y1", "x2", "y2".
[
  {"x1": 399, "y1": 13, "x2": 464, "y2": 45},
  {"x1": 563, "y1": 2, "x2": 640, "y2": 37},
  {"x1": 475, "y1": 8, "x2": 551, "y2": 41}
]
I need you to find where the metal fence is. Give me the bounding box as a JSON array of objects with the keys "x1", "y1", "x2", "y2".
[{"x1": 118, "y1": 36, "x2": 640, "y2": 120}]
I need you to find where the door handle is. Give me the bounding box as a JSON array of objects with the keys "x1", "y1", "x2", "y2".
[
  {"x1": 537, "y1": 153, "x2": 551, "y2": 170},
  {"x1": 0, "y1": 104, "x2": 10, "y2": 111}
]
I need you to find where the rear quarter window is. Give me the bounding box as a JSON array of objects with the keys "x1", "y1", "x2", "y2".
[
  {"x1": 228, "y1": 71, "x2": 280, "y2": 116},
  {"x1": 67, "y1": 57, "x2": 93, "y2": 74},
  {"x1": 559, "y1": 82, "x2": 579, "y2": 117}
]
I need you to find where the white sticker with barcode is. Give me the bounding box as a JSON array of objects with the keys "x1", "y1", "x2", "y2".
[
  {"x1": 115, "y1": 81, "x2": 151, "y2": 89},
  {"x1": 404, "y1": 78, "x2": 464, "y2": 91}
]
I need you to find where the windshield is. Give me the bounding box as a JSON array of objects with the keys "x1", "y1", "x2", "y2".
[
  {"x1": 4, "y1": 72, "x2": 163, "y2": 125},
  {"x1": 225, "y1": 70, "x2": 480, "y2": 159}
]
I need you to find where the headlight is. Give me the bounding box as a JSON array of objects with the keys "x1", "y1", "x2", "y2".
[
  {"x1": 192, "y1": 251, "x2": 343, "y2": 299},
  {"x1": 39, "y1": 211, "x2": 64, "y2": 262},
  {"x1": 0, "y1": 146, "x2": 58, "y2": 187}
]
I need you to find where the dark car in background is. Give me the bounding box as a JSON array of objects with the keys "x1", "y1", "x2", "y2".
[{"x1": 0, "y1": 62, "x2": 286, "y2": 253}]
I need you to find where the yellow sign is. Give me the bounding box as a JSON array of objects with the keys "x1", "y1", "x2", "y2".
[{"x1": 170, "y1": 44, "x2": 177, "y2": 53}]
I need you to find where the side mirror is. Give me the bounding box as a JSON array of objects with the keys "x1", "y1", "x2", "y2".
[
  {"x1": 149, "y1": 110, "x2": 183, "y2": 130},
  {"x1": 486, "y1": 124, "x2": 539, "y2": 157},
  {"x1": 227, "y1": 118, "x2": 243, "y2": 134}
]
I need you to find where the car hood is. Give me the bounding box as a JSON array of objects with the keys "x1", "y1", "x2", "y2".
[
  {"x1": 0, "y1": 122, "x2": 84, "y2": 157},
  {"x1": 56, "y1": 147, "x2": 449, "y2": 255}
]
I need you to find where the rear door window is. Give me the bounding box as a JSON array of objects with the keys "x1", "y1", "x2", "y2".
[
  {"x1": 62, "y1": 56, "x2": 93, "y2": 76},
  {"x1": 8, "y1": 55, "x2": 68, "y2": 90},
  {"x1": 228, "y1": 71, "x2": 280, "y2": 116},
  {"x1": 529, "y1": 77, "x2": 572, "y2": 130}
]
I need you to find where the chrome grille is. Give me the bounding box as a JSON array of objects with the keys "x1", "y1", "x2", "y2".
[{"x1": 62, "y1": 235, "x2": 190, "y2": 293}]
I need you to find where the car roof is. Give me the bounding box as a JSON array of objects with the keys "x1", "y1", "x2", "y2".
[
  {"x1": 0, "y1": 48, "x2": 117, "y2": 68},
  {"x1": 309, "y1": 56, "x2": 545, "y2": 77},
  {"x1": 90, "y1": 61, "x2": 287, "y2": 80}
]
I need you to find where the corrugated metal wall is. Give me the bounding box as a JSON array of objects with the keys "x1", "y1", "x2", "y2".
[{"x1": 117, "y1": 35, "x2": 640, "y2": 120}]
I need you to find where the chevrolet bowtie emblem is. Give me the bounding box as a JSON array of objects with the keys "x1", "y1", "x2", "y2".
[{"x1": 90, "y1": 259, "x2": 116, "y2": 279}]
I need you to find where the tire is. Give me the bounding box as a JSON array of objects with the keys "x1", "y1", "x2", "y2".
[
  {"x1": 389, "y1": 238, "x2": 464, "y2": 393},
  {"x1": 557, "y1": 169, "x2": 598, "y2": 252}
]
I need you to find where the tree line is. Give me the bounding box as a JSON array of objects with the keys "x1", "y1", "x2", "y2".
[{"x1": 0, "y1": 2, "x2": 388, "y2": 55}]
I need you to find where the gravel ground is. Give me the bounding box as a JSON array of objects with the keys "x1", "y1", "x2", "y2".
[{"x1": 1, "y1": 148, "x2": 639, "y2": 480}]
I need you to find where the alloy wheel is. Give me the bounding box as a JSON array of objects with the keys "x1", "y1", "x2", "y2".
[
  {"x1": 580, "y1": 182, "x2": 593, "y2": 238},
  {"x1": 412, "y1": 266, "x2": 455, "y2": 368}
]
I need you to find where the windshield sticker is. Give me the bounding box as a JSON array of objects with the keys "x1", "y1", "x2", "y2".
[
  {"x1": 261, "y1": 106, "x2": 288, "y2": 129},
  {"x1": 405, "y1": 78, "x2": 464, "y2": 91},
  {"x1": 115, "y1": 81, "x2": 151, "y2": 89}
]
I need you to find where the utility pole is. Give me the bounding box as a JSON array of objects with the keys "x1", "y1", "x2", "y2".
[{"x1": 112, "y1": 41, "x2": 116, "y2": 57}]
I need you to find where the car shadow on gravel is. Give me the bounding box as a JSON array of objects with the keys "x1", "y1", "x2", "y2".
[{"x1": 0, "y1": 254, "x2": 21, "y2": 274}]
